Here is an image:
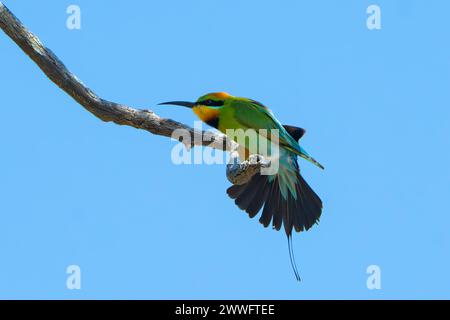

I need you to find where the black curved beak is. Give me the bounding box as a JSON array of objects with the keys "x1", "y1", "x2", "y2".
[{"x1": 158, "y1": 101, "x2": 195, "y2": 108}]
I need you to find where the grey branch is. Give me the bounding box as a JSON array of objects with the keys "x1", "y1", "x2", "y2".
[
  {"x1": 0, "y1": 2, "x2": 263, "y2": 185},
  {"x1": 226, "y1": 154, "x2": 271, "y2": 185}
]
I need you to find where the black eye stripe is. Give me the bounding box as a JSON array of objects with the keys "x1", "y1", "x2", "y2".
[{"x1": 197, "y1": 99, "x2": 224, "y2": 107}]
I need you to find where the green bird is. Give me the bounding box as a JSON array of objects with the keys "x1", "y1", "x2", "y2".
[{"x1": 160, "y1": 92, "x2": 323, "y2": 281}]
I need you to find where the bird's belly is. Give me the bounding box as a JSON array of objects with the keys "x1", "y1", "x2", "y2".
[
  {"x1": 217, "y1": 109, "x2": 280, "y2": 160},
  {"x1": 222, "y1": 127, "x2": 280, "y2": 161}
]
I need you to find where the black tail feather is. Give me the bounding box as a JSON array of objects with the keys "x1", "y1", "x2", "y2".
[
  {"x1": 226, "y1": 167, "x2": 322, "y2": 281},
  {"x1": 259, "y1": 180, "x2": 277, "y2": 227},
  {"x1": 296, "y1": 174, "x2": 322, "y2": 231},
  {"x1": 271, "y1": 181, "x2": 283, "y2": 231},
  {"x1": 227, "y1": 172, "x2": 322, "y2": 234},
  {"x1": 246, "y1": 177, "x2": 270, "y2": 218},
  {"x1": 234, "y1": 175, "x2": 263, "y2": 212}
]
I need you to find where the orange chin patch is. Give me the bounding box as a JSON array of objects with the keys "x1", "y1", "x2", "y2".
[
  {"x1": 211, "y1": 92, "x2": 231, "y2": 99},
  {"x1": 192, "y1": 106, "x2": 220, "y2": 122}
]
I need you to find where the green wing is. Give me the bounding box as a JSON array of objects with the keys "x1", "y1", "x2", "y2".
[
  {"x1": 232, "y1": 99, "x2": 324, "y2": 169},
  {"x1": 232, "y1": 99, "x2": 298, "y2": 147}
]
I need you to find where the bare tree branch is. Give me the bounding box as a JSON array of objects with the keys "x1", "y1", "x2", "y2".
[{"x1": 0, "y1": 2, "x2": 264, "y2": 185}]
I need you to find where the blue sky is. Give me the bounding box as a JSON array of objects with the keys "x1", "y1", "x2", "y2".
[{"x1": 0, "y1": 0, "x2": 449, "y2": 299}]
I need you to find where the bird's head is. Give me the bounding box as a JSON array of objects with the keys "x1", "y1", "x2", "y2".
[{"x1": 159, "y1": 92, "x2": 232, "y2": 128}]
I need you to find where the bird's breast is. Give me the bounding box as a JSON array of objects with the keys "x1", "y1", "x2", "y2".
[
  {"x1": 192, "y1": 106, "x2": 220, "y2": 128},
  {"x1": 192, "y1": 106, "x2": 219, "y2": 122}
]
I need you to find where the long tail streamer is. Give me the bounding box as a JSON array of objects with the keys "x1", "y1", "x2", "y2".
[{"x1": 288, "y1": 235, "x2": 301, "y2": 282}]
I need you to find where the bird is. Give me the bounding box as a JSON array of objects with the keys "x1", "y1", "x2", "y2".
[{"x1": 160, "y1": 92, "x2": 323, "y2": 281}]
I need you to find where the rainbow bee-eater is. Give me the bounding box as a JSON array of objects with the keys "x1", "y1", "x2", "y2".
[{"x1": 160, "y1": 92, "x2": 323, "y2": 281}]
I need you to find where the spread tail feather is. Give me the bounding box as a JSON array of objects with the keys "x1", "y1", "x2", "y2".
[
  {"x1": 227, "y1": 172, "x2": 322, "y2": 234},
  {"x1": 226, "y1": 169, "x2": 322, "y2": 281}
]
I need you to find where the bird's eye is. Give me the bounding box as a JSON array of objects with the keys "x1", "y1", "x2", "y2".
[{"x1": 205, "y1": 100, "x2": 213, "y2": 106}]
